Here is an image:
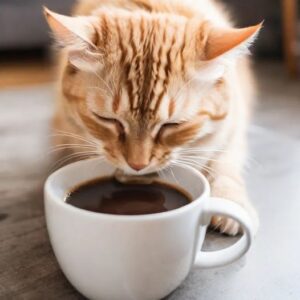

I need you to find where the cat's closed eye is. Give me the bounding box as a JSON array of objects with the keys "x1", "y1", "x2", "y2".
[
  {"x1": 92, "y1": 113, "x2": 125, "y2": 135},
  {"x1": 161, "y1": 122, "x2": 180, "y2": 130},
  {"x1": 156, "y1": 122, "x2": 181, "y2": 142}
]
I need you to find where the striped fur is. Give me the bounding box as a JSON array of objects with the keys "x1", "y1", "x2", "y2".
[{"x1": 46, "y1": 0, "x2": 261, "y2": 235}]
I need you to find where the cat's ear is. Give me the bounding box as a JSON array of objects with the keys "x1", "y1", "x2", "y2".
[
  {"x1": 200, "y1": 22, "x2": 263, "y2": 61},
  {"x1": 44, "y1": 7, "x2": 100, "y2": 71}
]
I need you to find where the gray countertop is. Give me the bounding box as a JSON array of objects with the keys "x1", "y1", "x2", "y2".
[{"x1": 169, "y1": 126, "x2": 300, "y2": 300}]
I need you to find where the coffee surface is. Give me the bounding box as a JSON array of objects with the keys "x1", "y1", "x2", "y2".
[{"x1": 65, "y1": 177, "x2": 191, "y2": 215}]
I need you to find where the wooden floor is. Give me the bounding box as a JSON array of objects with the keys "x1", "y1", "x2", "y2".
[
  {"x1": 0, "y1": 83, "x2": 87, "y2": 299},
  {"x1": 0, "y1": 57, "x2": 55, "y2": 88},
  {"x1": 0, "y1": 56, "x2": 84, "y2": 299}
]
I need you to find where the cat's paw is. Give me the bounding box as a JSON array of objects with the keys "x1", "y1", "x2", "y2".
[
  {"x1": 210, "y1": 215, "x2": 242, "y2": 236},
  {"x1": 209, "y1": 175, "x2": 258, "y2": 236}
]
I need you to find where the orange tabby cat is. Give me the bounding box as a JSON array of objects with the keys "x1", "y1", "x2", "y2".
[{"x1": 45, "y1": 0, "x2": 261, "y2": 235}]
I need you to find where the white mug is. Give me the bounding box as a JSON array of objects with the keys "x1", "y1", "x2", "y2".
[{"x1": 44, "y1": 159, "x2": 254, "y2": 300}]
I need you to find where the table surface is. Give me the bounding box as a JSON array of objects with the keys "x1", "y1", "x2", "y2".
[{"x1": 1, "y1": 66, "x2": 300, "y2": 300}]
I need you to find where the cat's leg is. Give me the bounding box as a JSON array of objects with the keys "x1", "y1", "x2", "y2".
[
  {"x1": 209, "y1": 172, "x2": 258, "y2": 236},
  {"x1": 207, "y1": 139, "x2": 258, "y2": 236}
]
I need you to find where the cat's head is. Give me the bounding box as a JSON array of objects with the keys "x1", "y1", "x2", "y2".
[{"x1": 45, "y1": 7, "x2": 261, "y2": 174}]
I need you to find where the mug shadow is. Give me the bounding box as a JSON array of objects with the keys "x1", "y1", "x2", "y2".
[{"x1": 164, "y1": 231, "x2": 244, "y2": 300}]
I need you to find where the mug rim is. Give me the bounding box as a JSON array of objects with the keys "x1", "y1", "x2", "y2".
[{"x1": 44, "y1": 158, "x2": 210, "y2": 221}]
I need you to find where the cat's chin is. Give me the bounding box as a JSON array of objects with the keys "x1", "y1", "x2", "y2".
[
  {"x1": 114, "y1": 169, "x2": 160, "y2": 184},
  {"x1": 118, "y1": 166, "x2": 157, "y2": 176},
  {"x1": 109, "y1": 162, "x2": 167, "y2": 177}
]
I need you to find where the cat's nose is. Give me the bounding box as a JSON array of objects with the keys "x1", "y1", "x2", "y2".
[{"x1": 128, "y1": 161, "x2": 149, "y2": 171}]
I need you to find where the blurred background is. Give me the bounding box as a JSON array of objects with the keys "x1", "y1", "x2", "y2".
[
  {"x1": 0, "y1": 0, "x2": 299, "y2": 85},
  {"x1": 0, "y1": 1, "x2": 300, "y2": 299}
]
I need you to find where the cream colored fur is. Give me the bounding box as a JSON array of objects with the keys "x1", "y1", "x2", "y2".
[{"x1": 45, "y1": 0, "x2": 261, "y2": 235}]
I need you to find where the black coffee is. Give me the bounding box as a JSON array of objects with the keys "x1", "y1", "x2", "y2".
[{"x1": 65, "y1": 177, "x2": 191, "y2": 215}]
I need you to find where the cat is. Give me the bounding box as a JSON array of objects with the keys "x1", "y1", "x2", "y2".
[{"x1": 44, "y1": 0, "x2": 261, "y2": 236}]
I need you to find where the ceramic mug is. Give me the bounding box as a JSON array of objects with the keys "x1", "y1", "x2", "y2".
[{"x1": 44, "y1": 159, "x2": 254, "y2": 300}]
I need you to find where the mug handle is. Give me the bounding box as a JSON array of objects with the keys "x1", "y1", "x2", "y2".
[{"x1": 194, "y1": 197, "x2": 255, "y2": 268}]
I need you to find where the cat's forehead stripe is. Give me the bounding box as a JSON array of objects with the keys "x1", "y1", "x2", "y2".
[
  {"x1": 112, "y1": 17, "x2": 185, "y2": 118},
  {"x1": 112, "y1": 93, "x2": 121, "y2": 113}
]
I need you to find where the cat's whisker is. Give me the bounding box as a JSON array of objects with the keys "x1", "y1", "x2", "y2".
[
  {"x1": 50, "y1": 154, "x2": 99, "y2": 174},
  {"x1": 183, "y1": 158, "x2": 238, "y2": 175},
  {"x1": 89, "y1": 155, "x2": 106, "y2": 173},
  {"x1": 87, "y1": 86, "x2": 110, "y2": 97},
  {"x1": 94, "y1": 75, "x2": 114, "y2": 97},
  {"x1": 172, "y1": 158, "x2": 217, "y2": 180},
  {"x1": 50, "y1": 137, "x2": 96, "y2": 148},
  {"x1": 157, "y1": 169, "x2": 163, "y2": 179},
  {"x1": 51, "y1": 131, "x2": 98, "y2": 146},
  {"x1": 51, "y1": 150, "x2": 100, "y2": 164},
  {"x1": 53, "y1": 154, "x2": 97, "y2": 171},
  {"x1": 48, "y1": 145, "x2": 97, "y2": 155},
  {"x1": 50, "y1": 143, "x2": 96, "y2": 149},
  {"x1": 173, "y1": 74, "x2": 198, "y2": 102},
  {"x1": 93, "y1": 70, "x2": 114, "y2": 97},
  {"x1": 167, "y1": 165, "x2": 179, "y2": 185},
  {"x1": 178, "y1": 154, "x2": 232, "y2": 165},
  {"x1": 50, "y1": 142, "x2": 97, "y2": 149},
  {"x1": 177, "y1": 157, "x2": 218, "y2": 172},
  {"x1": 179, "y1": 148, "x2": 228, "y2": 154},
  {"x1": 98, "y1": 53, "x2": 118, "y2": 95},
  {"x1": 201, "y1": 168, "x2": 217, "y2": 180},
  {"x1": 169, "y1": 161, "x2": 188, "y2": 171},
  {"x1": 179, "y1": 150, "x2": 257, "y2": 172},
  {"x1": 159, "y1": 167, "x2": 168, "y2": 180},
  {"x1": 170, "y1": 160, "x2": 191, "y2": 169},
  {"x1": 50, "y1": 136, "x2": 97, "y2": 147},
  {"x1": 49, "y1": 150, "x2": 101, "y2": 173},
  {"x1": 171, "y1": 158, "x2": 216, "y2": 179},
  {"x1": 182, "y1": 149, "x2": 258, "y2": 168}
]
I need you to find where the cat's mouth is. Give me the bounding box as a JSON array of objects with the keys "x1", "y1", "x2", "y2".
[
  {"x1": 101, "y1": 150, "x2": 172, "y2": 176},
  {"x1": 114, "y1": 169, "x2": 159, "y2": 184},
  {"x1": 104, "y1": 156, "x2": 168, "y2": 176},
  {"x1": 117, "y1": 163, "x2": 157, "y2": 176}
]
